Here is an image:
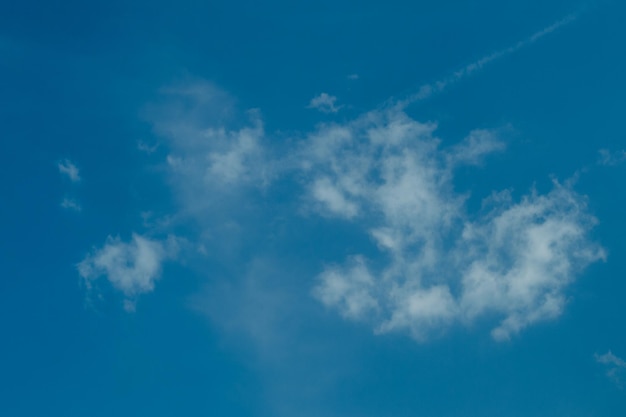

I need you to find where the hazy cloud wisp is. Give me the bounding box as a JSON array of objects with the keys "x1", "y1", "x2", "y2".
[
  {"x1": 595, "y1": 351, "x2": 626, "y2": 387},
  {"x1": 58, "y1": 159, "x2": 81, "y2": 182}
]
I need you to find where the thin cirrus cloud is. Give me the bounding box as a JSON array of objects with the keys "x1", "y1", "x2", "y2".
[
  {"x1": 132, "y1": 77, "x2": 605, "y2": 342},
  {"x1": 392, "y1": 13, "x2": 579, "y2": 108}
]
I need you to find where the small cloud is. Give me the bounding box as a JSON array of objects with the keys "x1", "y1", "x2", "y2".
[
  {"x1": 77, "y1": 234, "x2": 179, "y2": 310},
  {"x1": 595, "y1": 350, "x2": 626, "y2": 387},
  {"x1": 598, "y1": 149, "x2": 626, "y2": 166},
  {"x1": 347, "y1": 74, "x2": 359, "y2": 80},
  {"x1": 138, "y1": 140, "x2": 159, "y2": 154},
  {"x1": 60, "y1": 197, "x2": 82, "y2": 212},
  {"x1": 308, "y1": 93, "x2": 342, "y2": 114},
  {"x1": 58, "y1": 159, "x2": 81, "y2": 182}
]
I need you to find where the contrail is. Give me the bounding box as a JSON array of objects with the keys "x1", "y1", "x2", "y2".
[{"x1": 392, "y1": 13, "x2": 579, "y2": 110}]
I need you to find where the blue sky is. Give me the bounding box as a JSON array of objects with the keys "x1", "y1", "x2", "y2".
[{"x1": 2, "y1": 0, "x2": 626, "y2": 416}]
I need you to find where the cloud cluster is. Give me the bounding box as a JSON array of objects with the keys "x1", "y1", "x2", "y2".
[
  {"x1": 78, "y1": 234, "x2": 179, "y2": 311},
  {"x1": 304, "y1": 109, "x2": 604, "y2": 341},
  {"x1": 86, "y1": 76, "x2": 604, "y2": 342}
]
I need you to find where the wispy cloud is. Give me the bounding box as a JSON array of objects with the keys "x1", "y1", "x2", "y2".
[
  {"x1": 138, "y1": 140, "x2": 159, "y2": 154},
  {"x1": 308, "y1": 93, "x2": 343, "y2": 114},
  {"x1": 598, "y1": 148, "x2": 626, "y2": 166},
  {"x1": 58, "y1": 159, "x2": 81, "y2": 182},
  {"x1": 394, "y1": 14, "x2": 578, "y2": 108},
  {"x1": 148, "y1": 80, "x2": 272, "y2": 195},
  {"x1": 595, "y1": 351, "x2": 626, "y2": 387},
  {"x1": 60, "y1": 197, "x2": 82, "y2": 212}
]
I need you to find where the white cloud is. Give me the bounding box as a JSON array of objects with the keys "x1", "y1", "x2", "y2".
[
  {"x1": 308, "y1": 93, "x2": 342, "y2": 114},
  {"x1": 347, "y1": 74, "x2": 359, "y2": 80},
  {"x1": 142, "y1": 78, "x2": 603, "y2": 343},
  {"x1": 60, "y1": 197, "x2": 81, "y2": 212},
  {"x1": 78, "y1": 234, "x2": 179, "y2": 310},
  {"x1": 305, "y1": 108, "x2": 604, "y2": 341},
  {"x1": 595, "y1": 351, "x2": 626, "y2": 386},
  {"x1": 459, "y1": 185, "x2": 605, "y2": 340},
  {"x1": 58, "y1": 159, "x2": 81, "y2": 182}
]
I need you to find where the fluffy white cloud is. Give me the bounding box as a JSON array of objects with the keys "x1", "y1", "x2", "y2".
[
  {"x1": 58, "y1": 159, "x2": 81, "y2": 182},
  {"x1": 308, "y1": 93, "x2": 342, "y2": 114},
  {"x1": 305, "y1": 108, "x2": 605, "y2": 341},
  {"x1": 78, "y1": 234, "x2": 178, "y2": 310},
  {"x1": 459, "y1": 186, "x2": 604, "y2": 340},
  {"x1": 595, "y1": 351, "x2": 626, "y2": 386}
]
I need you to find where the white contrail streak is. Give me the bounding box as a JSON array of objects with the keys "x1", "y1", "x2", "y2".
[{"x1": 392, "y1": 14, "x2": 578, "y2": 109}]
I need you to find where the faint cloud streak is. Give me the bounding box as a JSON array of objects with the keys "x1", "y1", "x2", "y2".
[
  {"x1": 60, "y1": 197, "x2": 82, "y2": 212},
  {"x1": 394, "y1": 13, "x2": 579, "y2": 109}
]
